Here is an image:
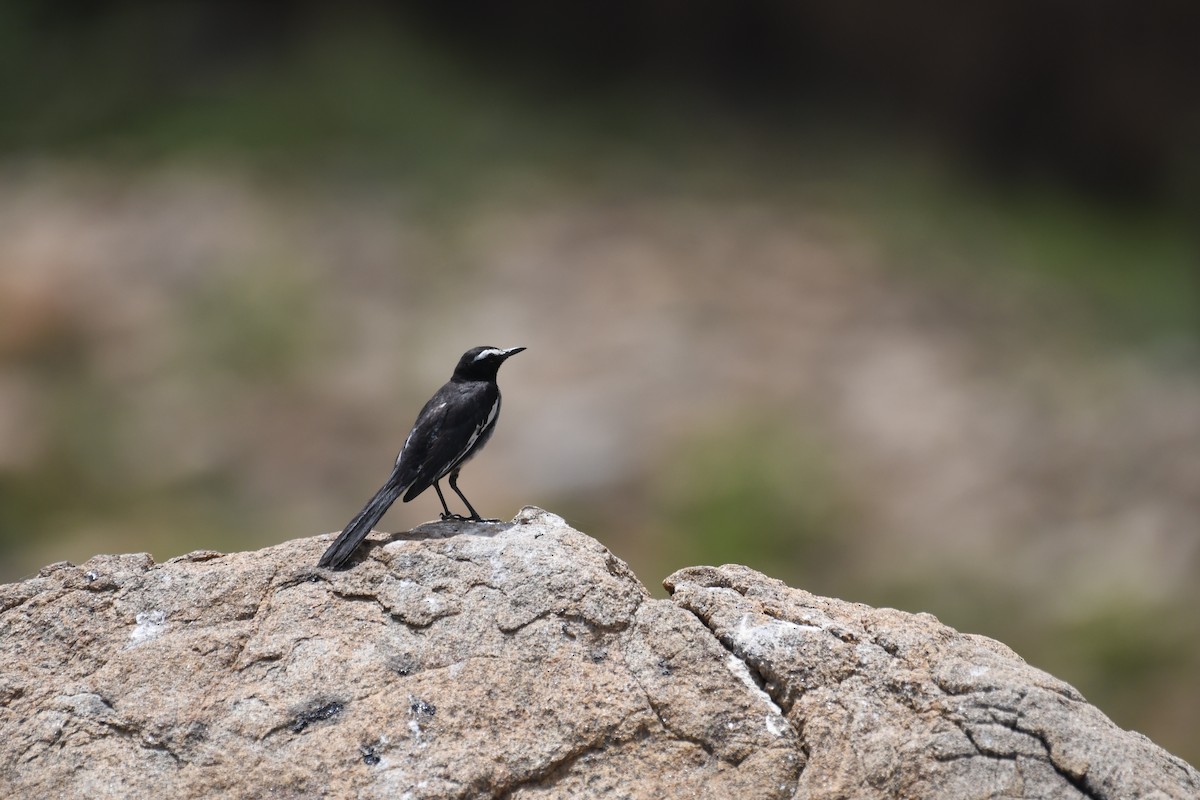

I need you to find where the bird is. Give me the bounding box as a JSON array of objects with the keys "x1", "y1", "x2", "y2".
[{"x1": 317, "y1": 345, "x2": 526, "y2": 570}]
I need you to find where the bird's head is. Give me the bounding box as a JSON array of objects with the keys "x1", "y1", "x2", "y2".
[{"x1": 452, "y1": 346, "x2": 526, "y2": 382}]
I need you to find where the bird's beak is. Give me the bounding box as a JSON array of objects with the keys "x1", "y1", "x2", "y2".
[{"x1": 502, "y1": 346, "x2": 526, "y2": 358}]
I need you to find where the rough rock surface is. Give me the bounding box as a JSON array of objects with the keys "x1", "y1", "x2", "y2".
[
  {"x1": 1, "y1": 507, "x2": 1195, "y2": 799},
  {"x1": 667, "y1": 565, "x2": 1200, "y2": 800}
]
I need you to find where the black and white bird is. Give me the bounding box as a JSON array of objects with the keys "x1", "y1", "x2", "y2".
[{"x1": 317, "y1": 345, "x2": 526, "y2": 570}]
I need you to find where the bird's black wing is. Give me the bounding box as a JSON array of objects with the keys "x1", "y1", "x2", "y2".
[{"x1": 398, "y1": 381, "x2": 499, "y2": 502}]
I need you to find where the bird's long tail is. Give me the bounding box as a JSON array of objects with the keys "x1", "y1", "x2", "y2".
[{"x1": 318, "y1": 468, "x2": 406, "y2": 570}]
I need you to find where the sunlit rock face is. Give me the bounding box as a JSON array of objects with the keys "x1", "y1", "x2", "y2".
[{"x1": 1, "y1": 508, "x2": 1196, "y2": 799}]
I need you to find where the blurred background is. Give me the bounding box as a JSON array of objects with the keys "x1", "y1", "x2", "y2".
[{"x1": 1, "y1": 0, "x2": 1197, "y2": 763}]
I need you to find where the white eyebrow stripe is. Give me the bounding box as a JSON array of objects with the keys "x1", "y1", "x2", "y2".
[{"x1": 472, "y1": 348, "x2": 505, "y2": 362}]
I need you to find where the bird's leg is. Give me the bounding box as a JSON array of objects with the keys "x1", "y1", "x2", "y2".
[
  {"x1": 433, "y1": 481, "x2": 467, "y2": 521},
  {"x1": 449, "y1": 470, "x2": 497, "y2": 523}
]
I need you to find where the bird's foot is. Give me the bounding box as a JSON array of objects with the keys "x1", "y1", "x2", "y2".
[{"x1": 440, "y1": 512, "x2": 500, "y2": 523}]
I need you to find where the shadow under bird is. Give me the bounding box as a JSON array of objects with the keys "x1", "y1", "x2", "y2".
[{"x1": 317, "y1": 345, "x2": 526, "y2": 570}]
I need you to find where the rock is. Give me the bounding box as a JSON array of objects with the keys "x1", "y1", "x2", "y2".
[
  {"x1": 666, "y1": 565, "x2": 1200, "y2": 800},
  {"x1": 0, "y1": 507, "x2": 1195, "y2": 799}
]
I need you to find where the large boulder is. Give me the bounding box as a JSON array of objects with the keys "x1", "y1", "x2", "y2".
[{"x1": 1, "y1": 507, "x2": 1195, "y2": 799}]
